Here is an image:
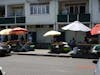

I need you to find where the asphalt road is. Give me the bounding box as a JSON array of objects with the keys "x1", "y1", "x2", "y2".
[{"x1": 0, "y1": 55, "x2": 96, "y2": 75}]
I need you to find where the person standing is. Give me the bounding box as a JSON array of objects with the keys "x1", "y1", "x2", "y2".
[
  {"x1": 62, "y1": 7, "x2": 68, "y2": 15},
  {"x1": 28, "y1": 34, "x2": 32, "y2": 42},
  {"x1": 69, "y1": 38, "x2": 76, "y2": 50},
  {"x1": 0, "y1": 35, "x2": 3, "y2": 42}
]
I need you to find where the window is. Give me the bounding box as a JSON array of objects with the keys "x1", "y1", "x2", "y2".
[
  {"x1": 30, "y1": 3, "x2": 49, "y2": 15},
  {"x1": 0, "y1": 6, "x2": 5, "y2": 17},
  {"x1": 70, "y1": 7, "x2": 73, "y2": 14},
  {"x1": 64, "y1": 3, "x2": 86, "y2": 14},
  {"x1": 12, "y1": 6, "x2": 24, "y2": 16},
  {"x1": 80, "y1": 6, "x2": 85, "y2": 14}
]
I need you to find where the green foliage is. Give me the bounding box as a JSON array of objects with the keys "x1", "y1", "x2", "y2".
[
  {"x1": 48, "y1": 45, "x2": 52, "y2": 49},
  {"x1": 63, "y1": 47, "x2": 71, "y2": 53}
]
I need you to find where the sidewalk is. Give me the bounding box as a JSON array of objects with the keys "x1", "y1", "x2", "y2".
[{"x1": 12, "y1": 49, "x2": 72, "y2": 57}]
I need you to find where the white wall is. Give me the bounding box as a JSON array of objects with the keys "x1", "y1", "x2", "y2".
[
  {"x1": 1, "y1": 0, "x2": 100, "y2": 24},
  {"x1": 90, "y1": 0, "x2": 100, "y2": 24},
  {"x1": 0, "y1": 0, "x2": 57, "y2": 25},
  {"x1": 36, "y1": 28, "x2": 52, "y2": 43},
  {"x1": 27, "y1": 26, "x2": 52, "y2": 43},
  {"x1": 0, "y1": 0, "x2": 25, "y2": 5},
  {"x1": 25, "y1": 0, "x2": 57, "y2": 25}
]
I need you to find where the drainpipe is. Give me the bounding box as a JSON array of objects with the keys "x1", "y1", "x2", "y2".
[{"x1": 54, "y1": 0, "x2": 58, "y2": 31}]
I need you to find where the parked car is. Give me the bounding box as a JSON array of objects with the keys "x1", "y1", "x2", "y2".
[
  {"x1": 91, "y1": 44, "x2": 100, "y2": 57},
  {"x1": 0, "y1": 42, "x2": 11, "y2": 56},
  {"x1": 94, "y1": 58, "x2": 100, "y2": 75}
]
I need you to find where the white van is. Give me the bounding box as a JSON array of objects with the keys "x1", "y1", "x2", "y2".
[
  {"x1": 91, "y1": 45, "x2": 100, "y2": 55},
  {"x1": 95, "y1": 59, "x2": 100, "y2": 75},
  {"x1": 0, "y1": 66, "x2": 5, "y2": 75}
]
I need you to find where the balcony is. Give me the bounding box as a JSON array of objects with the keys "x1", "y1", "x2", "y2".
[
  {"x1": 57, "y1": 14, "x2": 90, "y2": 22},
  {"x1": 16, "y1": 17, "x2": 25, "y2": 23},
  {"x1": 0, "y1": 16, "x2": 25, "y2": 24},
  {"x1": 57, "y1": 15, "x2": 68, "y2": 22}
]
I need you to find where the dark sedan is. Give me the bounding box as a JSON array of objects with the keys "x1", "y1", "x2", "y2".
[{"x1": 0, "y1": 42, "x2": 11, "y2": 56}]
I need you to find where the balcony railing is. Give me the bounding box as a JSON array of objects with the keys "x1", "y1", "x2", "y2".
[
  {"x1": 57, "y1": 14, "x2": 90, "y2": 22},
  {"x1": 16, "y1": 17, "x2": 25, "y2": 23},
  {"x1": 0, "y1": 16, "x2": 25, "y2": 24},
  {"x1": 57, "y1": 15, "x2": 68, "y2": 22}
]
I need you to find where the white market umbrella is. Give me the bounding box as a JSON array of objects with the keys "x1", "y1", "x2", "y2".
[
  {"x1": 43, "y1": 30, "x2": 61, "y2": 37},
  {"x1": 0, "y1": 28, "x2": 13, "y2": 35},
  {"x1": 62, "y1": 21, "x2": 91, "y2": 32},
  {"x1": 62, "y1": 21, "x2": 91, "y2": 42},
  {"x1": 0, "y1": 28, "x2": 13, "y2": 42}
]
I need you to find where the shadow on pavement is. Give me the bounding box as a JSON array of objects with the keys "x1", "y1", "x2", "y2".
[{"x1": 71, "y1": 53, "x2": 99, "y2": 59}]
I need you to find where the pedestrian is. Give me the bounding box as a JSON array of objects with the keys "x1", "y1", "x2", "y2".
[
  {"x1": 69, "y1": 38, "x2": 76, "y2": 50},
  {"x1": 84, "y1": 36, "x2": 89, "y2": 43},
  {"x1": 28, "y1": 34, "x2": 32, "y2": 43},
  {"x1": 0, "y1": 35, "x2": 3, "y2": 42}
]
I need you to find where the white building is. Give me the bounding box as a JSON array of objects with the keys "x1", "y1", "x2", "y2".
[{"x1": 0, "y1": 0, "x2": 99, "y2": 48}]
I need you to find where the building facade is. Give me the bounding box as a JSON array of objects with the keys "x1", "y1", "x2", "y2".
[{"x1": 0, "y1": 0, "x2": 100, "y2": 47}]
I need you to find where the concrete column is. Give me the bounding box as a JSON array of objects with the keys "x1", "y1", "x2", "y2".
[
  {"x1": 5, "y1": 4, "x2": 8, "y2": 17},
  {"x1": 53, "y1": 24, "x2": 56, "y2": 30},
  {"x1": 25, "y1": 0, "x2": 30, "y2": 17},
  {"x1": 89, "y1": 0, "x2": 93, "y2": 28}
]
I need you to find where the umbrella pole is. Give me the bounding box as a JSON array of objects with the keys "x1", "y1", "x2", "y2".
[
  {"x1": 75, "y1": 32, "x2": 79, "y2": 43},
  {"x1": 75, "y1": 32, "x2": 77, "y2": 42}
]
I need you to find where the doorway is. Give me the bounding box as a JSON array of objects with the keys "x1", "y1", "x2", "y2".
[{"x1": 28, "y1": 32, "x2": 37, "y2": 43}]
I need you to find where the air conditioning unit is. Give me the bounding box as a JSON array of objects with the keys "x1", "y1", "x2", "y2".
[{"x1": 37, "y1": 0, "x2": 51, "y2": 2}]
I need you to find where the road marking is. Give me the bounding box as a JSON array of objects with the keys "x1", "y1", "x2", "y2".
[{"x1": 77, "y1": 65, "x2": 96, "y2": 69}]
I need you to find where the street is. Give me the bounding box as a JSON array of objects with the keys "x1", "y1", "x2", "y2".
[{"x1": 0, "y1": 55, "x2": 96, "y2": 75}]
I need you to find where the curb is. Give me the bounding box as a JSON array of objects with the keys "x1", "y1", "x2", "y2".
[{"x1": 15, "y1": 53, "x2": 72, "y2": 58}]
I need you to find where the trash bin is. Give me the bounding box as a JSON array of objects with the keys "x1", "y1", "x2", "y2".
[{"x1": 73, "y1": 47, "x2": 78, "y2": 54}]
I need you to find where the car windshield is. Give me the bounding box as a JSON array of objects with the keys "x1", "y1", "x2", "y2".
[{"x1": 95, "y1": 45, "x2": 100, "y2": 51}]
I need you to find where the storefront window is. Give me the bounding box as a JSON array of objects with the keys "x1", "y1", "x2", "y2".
[{"x1": 30, "y1": 3, "x2": 49, "y2": 15}]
